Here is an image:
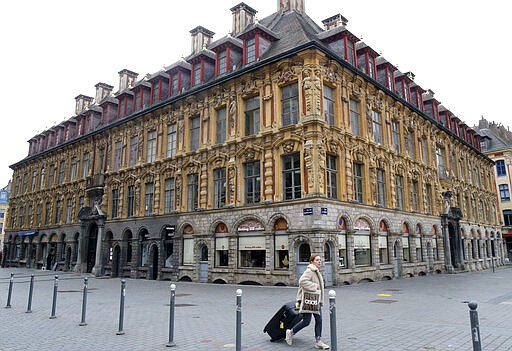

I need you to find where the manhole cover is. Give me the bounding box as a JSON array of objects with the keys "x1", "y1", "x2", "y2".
[{"x1": 370, "y1": 299, "x2": 397, "y2": 304}]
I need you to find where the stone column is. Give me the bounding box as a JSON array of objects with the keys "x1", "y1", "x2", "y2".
[
  {"x1": 74, "y1": 223, "x2": 87, "y2": 273},
  {"x1": 441, "y1": 215, "x2": 453, "y2": 272},
  {"x1": 92, "y1": 219, "x2": 105, "y2": 276}
]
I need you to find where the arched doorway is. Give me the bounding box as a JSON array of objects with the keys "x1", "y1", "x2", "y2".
[
  {"x1": 296, "y1": 242, "x2": 311, "y2": 282},
  {"x1": 112, "y1": 245, "x2": 121, "y2": 278},
  {"x1": 86, "y1": 223, "x2": 98, "y2": 273},
  {"x1": 151, "y1": 244, "x2": 159, "y2": 280},
  {"x1": 448, "y1": 223, "x2": 458, "y2": 268},
  {"x1": 198, "y1": 244, "x2": 208, "y2": 283}
]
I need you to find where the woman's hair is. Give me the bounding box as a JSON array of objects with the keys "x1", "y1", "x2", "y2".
[{"x1": 309, "y1": 254, "x2": 320, "y2": 263}]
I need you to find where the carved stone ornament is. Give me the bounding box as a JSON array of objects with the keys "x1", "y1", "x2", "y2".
[
  {"x1": 282, "y1": 140, "x2": 295, "y2": 154},
  {"x1": 302, "y1": 68, "x2": 322, "y2": 117}
]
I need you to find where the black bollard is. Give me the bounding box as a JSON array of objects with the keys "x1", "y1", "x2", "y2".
[
  {"x1": 166, "y1": 283, "x2": 176, "y2": 347},
  {"x1": 79, "y1": 277, "x2": 88, "y2": 326},
  {"x1": 5, "y1": 273, "x2": 14, "y2": 308},
  {"x1": 26, "y1": 274, "x2": 34, "y2": 313},
  {"x1": 329, "y1": 290, "x2": 338, "y2": 351},
  {"x1": 117, "y1": 279, "x2": 126, "y2": 335},
  {"x1": 468, "y1": 301, "x2": 482, "y2": 351},
  {"x1": 236, "y1": 289, "x2": 242, "y2": 351},
  {"x1": 49, "y1": 275, "x2": 59, "y2": 319}
]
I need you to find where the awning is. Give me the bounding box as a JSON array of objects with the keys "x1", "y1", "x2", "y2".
[{"x1": 18, "y1": 231, "x2": 36, "y2": 237}]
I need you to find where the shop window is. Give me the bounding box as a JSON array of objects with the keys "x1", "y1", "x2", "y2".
[
  {"x1": 274, "y1": 233, "x2": 289, "y2": 269},
  {"x1": 215, "y1": 235, "x2": 229, "y2": 267},
  {"x1": 238, "y1": 235, "x2": 265, "y2": 268}
]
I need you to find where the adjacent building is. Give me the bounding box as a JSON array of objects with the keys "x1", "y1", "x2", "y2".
[
  {"x1": 474, "y1": 117, "x2": 512, "y2": 259},
  {"x1": 0, "y1": 181, "x2": 10, "y2": 260},
  {"x1": 3, "y1": 1, "x2": 503, "y2": 286}
]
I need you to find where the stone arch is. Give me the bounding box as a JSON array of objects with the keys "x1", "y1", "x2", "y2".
[
  {"x1": 268, "y1": 213, "x2": 291, "y2": 231},
  {"x1": 233, "y1": 215, "x2": 266, "y2": 233}
]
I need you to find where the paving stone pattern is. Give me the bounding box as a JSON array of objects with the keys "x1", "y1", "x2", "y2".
[{"x1": 1, "y1": 267, "x2": 512, "y2": 351}]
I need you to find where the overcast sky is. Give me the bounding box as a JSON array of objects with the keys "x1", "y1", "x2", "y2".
[{"x1": 0, "y1": 0, "x2": 509, "y2": 185}]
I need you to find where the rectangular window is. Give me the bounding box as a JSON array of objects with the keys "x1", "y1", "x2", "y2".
[
  {"x1": 503, "y1": 210, "x2": 512, "y2": 226},
  {"x1": 22, "y1": 173, "x2": 28, "y2": 193},
  {"x1": 40, "y1": 168, "x2": 45, "y2": 190},
  {"x1": 98, "y1": 147, "x2": 105, "y2": 175},
  {"x1": 164, "y1": 178, "x2": 175, "y2": 214},
  {"x1": 499, "y1": 184, "x2": 510, "y2": 201},
  {"x1": 372, "y1": 110, "x2": 382, "y2": 145},
  {"x1": 127, "y1": 185, "x2": 135, "y2": 217},
  {"x1": 171, "y1": 74, "x2": 179, "y2": 95},
  {"x1": 411, "y1": 181, "x2": 419, "y2": 211},
  {"x1": 246, "y1": 38, "x2": 256, "y2": 63},
  {"x1": 326, "y1": 155, "x2": 338, "y2": 199},
  {"x1": 215, "y1": 236, "x2": 229, "y2": 267},
  {"x1": 27, "y1": 205, "x2": 33, "y2": 227},
  {"x1": 166, "y1": 124, "x2": 177, "y2": 158},
  {"x1": 31, "y1": 171, "x2": 37, "y2": 191},
  {"x1": 245, "y1": 161, "x2": 261, "y2": 204},
  {"x1": 216, "y1": 108, "x2": 226, "y2": 144},
  {"x1": 145, "y1": 182, "x2": 154, "y2": 215},
  {"x1": 353, "y1": 163, "x2": 363, "y2": 203},
  {"x1": 82, "y1": 153, "x2": 90, "y2": 178},
  {"x1": 323, "y1": 86, "x2": 335, "y2": 126},
  {"x1": 152, "y1": 81, "x2": 160, "y2": 102},
  {"x1": 48, "y1": 165, "x2": 55, "y2": 187},
  {"x1": 402, "y1": 235, "x2": 410, "y2": 262},
  {"x1": 130, "y1": 136, "x2": 138, "y2": 166},
  {"x1": 282, "y1": 83, "x2": 299, "y2": 126},
  {"x1": 36, "y1": 204, "x2": 42, "y2": 226},
  {"x1": 218, "y1": 50, "x2": 227, "y2": 75},
  {"x1": 114, "y1": 141, "x2": 122, "y2": 171},
  {"x1": 377, "y1": 168, "x2": 386, "y2": 207},
  {"x1": 45, "y1": 202, "x2": 50, "y2": 225},
  {"x1": 111, "y1": 189, "x2": 119, "y2": 219},
  {"x1": 349, "y1": 99, "x2": 360, "y2": 136},
  {"x1": 55, "y1": 200, "x2": 61, "y2": 224},
  {"x1": 70, "y1": 158, "x2": 77, "y2": 181},
  {"x1": 406, "y1": 131, "x2": 415, "y2": 158},
  {"x1": 421, "y1": 138, "x2": 428, "y2": 164},
  {"x1": 194, "y1": 63, "x2": 201, "y2": 86},
  {"x1": 190, "y1": 117, "x2": 200, "y2": 151},
  {"x1": 147, "y1": 130, "x2": 157, "y2": 163},
  {"x1": 496, "y1": 160, "x2": 506, "y2": 176},
  {"x1": 354, "y1": 234, "x2": 371, "y2": 266},
  {"x1": 244, "y1": 96, "x2": 260, "y2": 136},
  {"x1": 425, "y1": 184, "x2": 432, "y2": 214},
  {"x1": 18, "y1": 207, "x2": 24, "y2": 228},
  {"x1": 58, "y1": 161, "x2": 66, "y2": 184},
  {"x1": 274, "y1": 234, "x2": 289, "y2": 269},
  {"x1": 238, "y1": 236, "x2": 265, "y2": 268},
  {"x1": 213, "y1": 168, "x2": 226, "y2": 209},
  {"x1": 391, "y1": 121, "x2": 400, "y2": 153},
  {"x1": 187, "y1": 173, "x2": 199, "y2": 211},
  {"x1": 66, "y1": 199, "x2": 72, "y2": 224},
  {"x1": 396, "y1": 175, "x2": 404, "y2": 210},
  {"x1": 346, "y1": 40, "x2": 355, "y2": 65},
  {"x1": 283, "y1": 153, "x2": 301, "y2": 200},
  {"x1": 436, "y1": 146, "x2": 446, "y2": 179},
  {"x1": 379, "y1": 235, "x2": 389, "y2": 264}
]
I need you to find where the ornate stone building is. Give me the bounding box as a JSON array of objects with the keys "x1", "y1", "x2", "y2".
[
  {"x1": 474, "y1": 117, "x2": 512, "y2": 259},
  {"x1": 3, "y1": 1, "x2": 503, "y2": 285}
]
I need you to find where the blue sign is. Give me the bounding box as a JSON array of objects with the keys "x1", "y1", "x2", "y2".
[
  {"x1": 321, "y1": 208, "x2": 328, "y2": 215},
  {"x1": 303, "y1": 208, "x2": 313, "y2": 215}
]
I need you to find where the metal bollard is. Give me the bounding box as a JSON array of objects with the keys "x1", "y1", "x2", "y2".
[
  {"x1": 49, "y1": 275, "x2": 59, "y2": 319},
  {"x1": 329, "y1": 290, "x2": 338, "y2": 351},
  {"x1": 236, "y1": 289, "x2": 242, "y2": 351},
  {"x1": 492, "y1": 257, "x2": 495, "y2": 273},
  {"x1": 5, "y1": 273, "x2": 14, "y2": 308},
  {"x1": 468, "y1": 301, "x2": 482, "y2": 351},
  {"x1": 117, "y1": 279, "x2": 126, "y2": 335},
  {"x1": 166, "y1": 283, "x2": 176, "y2": 347},
  {"x1": 79, "y1": 277, "x2": 88, "y2": 326},
  {"x1": 26, "y1": 274, "x2": 34, "y2": 313}
]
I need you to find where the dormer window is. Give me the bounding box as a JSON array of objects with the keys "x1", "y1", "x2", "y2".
[
  {"x1": 246, "y1": 37, "x2": 256, "y2": 63},
  {"x1": 346, "y1": 39, "x2": 355, "y2": 65},
  {"x1": 152, "y1": 81, "x2": 160, "y2": 102},
  {"x1": 218, "y1": 50, "x2": 227, "y2": 74},
  {"x1": 193, "y1": 63, "x2": 202, "y2": 86},
  {"x1": 171, "y1": 74, "x2": 179, "y2": 95}
]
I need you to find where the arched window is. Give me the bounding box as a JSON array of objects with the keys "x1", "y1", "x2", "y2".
[
  {"x1": 402, "y1": 223, "x2": 410, "y2": 262},
  {"x1": 274, "y1": 218, "x2": 289, "y2": 269},
  {"x1": 337, "y1": 217, "x2": 347, "y2": 268},
  {"x1": 378, "y1": 220, "x2": 389, "y2": 264},
  {"x1": 298, "y1": 242, "x2": 311, "y2": 262},
  {"x1": 354, "y1": 218, "x2": 371, "y2": 266},
  {"x1": 237, "y1": 219, "x2": 265, "y2": 268},
  {"x1": 182, "y1": 225, "x2": 194, "y2": 265},
  {"x1": 214, "y1": 223, "x2": 229, "y2": 267},
  {"x1": 415, "y1": 224, "x2": 424, "y2": 262}
]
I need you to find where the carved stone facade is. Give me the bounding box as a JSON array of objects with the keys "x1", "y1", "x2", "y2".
[{"x1": 2, "y1": 3, "x2": 504, "y2": 284}]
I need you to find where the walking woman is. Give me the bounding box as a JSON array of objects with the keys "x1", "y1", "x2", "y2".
[{"x1": 286, "y1": 254, "x2": 330, "y2": 349}]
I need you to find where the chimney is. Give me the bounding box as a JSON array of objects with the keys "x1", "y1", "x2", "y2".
[
  {"x1": 278, "y1": 0, "x2": 305, "y2": 13},
  {"x1": 118, "y1": 69, "x2": 138, "y2": 91},
  {"x1": 231, "y1": 2, "x2": 257, "y2": 36},
  {"x1": 190, "y1": 26, "x2": 215, "y2": 55},
  {"x1": 75, "y1": 94, "x2": 93, "y2": 115},
  {"x1": 322, "y1": 14, "x2": 348, "y2": 30},
  {"x1": 94, "y1": 82, "x2": 114, "y2": 103}
]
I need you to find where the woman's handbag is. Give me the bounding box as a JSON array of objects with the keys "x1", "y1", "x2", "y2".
[{"x1": 299, "y1": 291, "x2": 321, "y2": 314}]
